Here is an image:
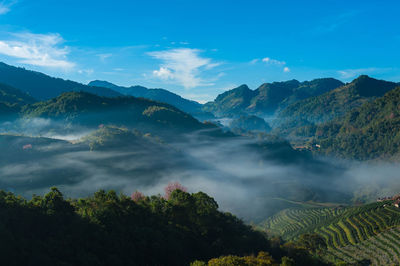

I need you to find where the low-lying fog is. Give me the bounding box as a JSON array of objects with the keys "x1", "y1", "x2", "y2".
[{"x1": 1, "y1": 117, "x2": 399, "y2": 222}]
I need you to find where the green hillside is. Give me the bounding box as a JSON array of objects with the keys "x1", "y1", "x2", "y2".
[
  {"x1": 203, "y1": 84, "x2": 255, "y2": 117},
  {"x1": 79, "y1": 126, "x2": 165, "y2": 151},
  {"x1": 0, "y1": 83, "x2": 36, "y2": 105},
  {"x1": 326, "y1": 226, "x2": 400, "y2": 265},
  {"x1": 262, "y1": 201, "x2": 400, "y2": 264},
  {"x1": 313, "y1": 86, "x2": 400, "y2": 160},
  {"x1": 278, "y1": 75, "x2": 397, "y2": 125},
  {"x1": 0, "y1": 83, "x2": 36, "y2": 119},
  {"x1": 203, "y1": 78, "x2": 343, "y2": 117},
  {"x1": 229, "y1": 115, "x2": 271, "y2": 132},
  {"x1": 21, "y1": 91, "x2": 209, "y2": 135}
]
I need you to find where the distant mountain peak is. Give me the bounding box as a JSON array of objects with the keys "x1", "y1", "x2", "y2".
[
  {"x1": 348, "y1": 75, "x2": 397, "y2": 97},
  {"x1": 88, "y1": 80, "x2": 119, "y2": 89},
  {"x1": 88, "y1": 80, "x2": 202, "y2": 114}
]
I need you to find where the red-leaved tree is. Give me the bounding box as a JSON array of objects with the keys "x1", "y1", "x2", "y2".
[{"x1": 164, "y1": 182, "x2": 187, "y2": 200}]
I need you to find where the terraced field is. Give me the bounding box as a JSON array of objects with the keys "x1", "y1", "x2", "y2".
[
  {"x1": 262, "y1": 201, "x2": 400, "y2": 264},
  {"x1": 262, "y1": 207, "x2": 346, "y2": 240},
  {"x1": 326, "y1": 227, "x2": 400, "y2": 265}
]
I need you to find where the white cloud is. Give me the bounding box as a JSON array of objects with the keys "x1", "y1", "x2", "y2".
[
  {"x1": 337, "y1": 68, "x2": 379, "y2": 79},
  {"x1": 283, "y1": 67, "x2": 290, "y2": 72},
  {"x1": 0, "y1": 32, "x2": 75, "y2": 69},
  {"x1": 249, "y1": 58, "x2": 259, "y2": 64},
  {"x1": 0, "y1": 1, "x2": 15, "y2": 15},
  {"x1": 153, "y1": 67, "x2": 173, "y2": 79},
  {"x1": 262, "y1": 57, "x2": 286, "y2": 65},
  {"x1": 148, "y1": 48, "x2": 219, "y2": 89},
  {"x1": 182, "y1": 93, "x2": 212, "y2": 104},
  {"x1": 78, "y1": 69, "x2": 94, "y2": 75},
  {"x1": 97, "y1": 53, "x2": 112, "y2": 62}
]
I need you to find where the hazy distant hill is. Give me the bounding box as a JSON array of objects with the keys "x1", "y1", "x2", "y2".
[
  {"x1": 203, "y1": 78, "x2": 343, "y2": 117},
  {"x1": 0, "y1": 62, "x2": 121, "y2": 100},
  {"x1": 229, "y1": 115, "x2": 271, "y2": 132},
  {"x1": 314, "y1": 85, "x2": 400, "y2": 160},
  {"x1": 88, "y1": 80, "x2": 202, "y2": 114}
]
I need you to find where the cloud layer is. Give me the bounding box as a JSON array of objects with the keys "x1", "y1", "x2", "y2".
[{"x1": 0, "y1": 32, "x2": 75, "y2": 69}]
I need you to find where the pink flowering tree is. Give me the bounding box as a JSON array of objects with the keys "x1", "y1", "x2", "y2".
[
  {"x1": 23, "y1": 144, "x2": 32, "y2": 150},
  {"x1": 164, "y1": 182, "x2": 187, "y2": 200},
  {"x1": 131, "y1": 191, "x2": 145, "y2": 202}
]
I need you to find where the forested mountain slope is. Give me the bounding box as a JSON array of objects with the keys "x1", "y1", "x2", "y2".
[
  {"x1": 203, "y1": 78, "x2": 343, "y2": 117},
  {"x1": 0, "y1": 62, "x2": 121, "y2": 99},
  {"x1": 314, "y1": 85, "x2": 400, "y2": 160},
  {"x1": 279, "y1": 75, "x2": 397, "y2": 124}
]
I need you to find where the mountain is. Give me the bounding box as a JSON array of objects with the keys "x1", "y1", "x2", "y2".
[
  {"x1": 313, "y1": 85, "x2": 400, "y2": 160},
  {"x1": 0, "y1": 83, "x2": 36, "y2": 119},
  {"x1": 203, "y1": 78, "x2": 343, "y2": 117},
  {"x1": 0, "y1": 62, "x2": 122, "y2": 100},
  {"x1": 279, "y1": 75, "x2": 398, "y2": 124},
  {"x1": 203, "y1": 84, "x2": 256, "y2": 117},
  {"x1": 88, "y1": 80, "x2": 203, "y2": 114},
  {"x1": 0, "y1": 82, "x2": 36, "y2": 105},
  {"x1": 20, "y1": 91, "x2": 210, "y2": 137},
  {"x1": 229, "y1": 115, "x2": 271, "y2": 132}
]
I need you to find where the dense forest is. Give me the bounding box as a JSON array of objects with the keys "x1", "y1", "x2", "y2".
[
  {"x1": 0, "y1": 187, "x2": 326, "y2": 266},
  {"x1": 314, "y1": 86, "x2": 400, "y2": 160}
]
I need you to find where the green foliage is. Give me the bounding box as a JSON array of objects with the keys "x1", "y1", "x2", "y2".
[
  {"x1": 79, "y1": 126, "x2": 164, "y2": 151},
  {"x1": 206, "y1": 251, "x2": 277, "y2": 266},
  {"x1": 0, "y1": 188, "x2": 271, "y2": 266},
  {"x1": 297, "y1": 233, "x2": 327, "y2": 254},
  {"x1": 315, "y1": 86, "x2": 400, "y2": 160},
  {"x1": 0, "y1": 82, "x2": 36, "y2": 118},
  {"x1": 279, "y1": 76, "x2": 397, "y2": 125},
  {"x1": 20, "y1": 91, "x2": 208, "y2": 134},
  {"x1": 203, "y1": 84, "x2": 255, "y2": 117},
  {"x1": 280, "y1": 256, "x2": 295, "y2": 266},
  {"x1": 0, "y1": 82, "x2": 36, "y2": 105}
]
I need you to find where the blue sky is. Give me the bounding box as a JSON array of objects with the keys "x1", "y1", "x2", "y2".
[{"x1": 0, "y1": 0, "x2": 399, "y2": 103}]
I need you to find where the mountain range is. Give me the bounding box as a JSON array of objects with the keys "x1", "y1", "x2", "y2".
[
  {"x1": 314, "y1": 85, "x2": 400, "y2": 160},
  {"x1": 88, "y1": 80, "x2": 203, "y2": 115},
  {"x1": 203, "y1": 78, "x2": 344, "y2": 117},
  {"x1": 278, "y1": 75, "x2": 398, "y2": 124},
  {"x1": 0, "y1": 61, "x2": 399, "y2": 160},
  {"x1": 0, "y1": 62, "x2": 121, "y2": 100}
]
